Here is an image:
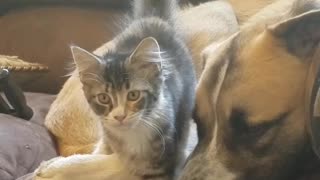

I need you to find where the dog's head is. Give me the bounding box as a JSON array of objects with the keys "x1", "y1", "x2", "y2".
[{"x1": 185, "y1": 2, "x2": 320, "y2": 180}]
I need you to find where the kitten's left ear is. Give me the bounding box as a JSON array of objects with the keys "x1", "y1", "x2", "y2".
[
  {"x1": 71, "y1": 46, "x2": 103, "y2": 73},
  {"x1": 71, "y1": 46, "x2": 104, "y2": 85},
  {"x1": 130, "y1": 37, "x2": 162, "y2": 70},
  {"x1": 268, "y1": 10, "x2": 320, "y2": 58}
]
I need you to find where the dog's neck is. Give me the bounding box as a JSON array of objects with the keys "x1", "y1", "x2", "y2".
[{"x1": 294, "y1": 143, "x2": 320, "y2": 180}]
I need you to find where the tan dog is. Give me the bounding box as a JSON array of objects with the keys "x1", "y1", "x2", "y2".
[
  {"x1": 181, "y1": 0, "x2": 320, "y2": 179},
  {"x1": 45, "y1": 0, "x2": 239, "y2": 157}
]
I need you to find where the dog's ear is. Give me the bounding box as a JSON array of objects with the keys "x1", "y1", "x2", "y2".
[
  {"x1": 269, "y1": 10, "x2": 320, "y2": 158},
  {"x1": 268, "y1": 10, "x2": 320, "y2": 58}
]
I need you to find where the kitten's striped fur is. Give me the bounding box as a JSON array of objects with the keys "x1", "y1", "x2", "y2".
[{"x1": 71, "y1": 0, "x2": 196, "y2": 179}]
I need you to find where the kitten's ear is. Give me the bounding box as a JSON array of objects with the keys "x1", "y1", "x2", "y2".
[
  {"x1": 130, "y1": 37, "x2": 162, "y2": 67},
  {"x1": 268, "y1": 10, "x2": 320, "y2": 58},
  {"x1": 71, "y1": 46, "x2": 103, "y2": 73},
  {"x1": 71, "y1": 46, "x2": 104, "y2": 86}
]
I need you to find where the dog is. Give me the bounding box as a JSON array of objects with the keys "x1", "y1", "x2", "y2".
[{"x1": 180, "y1": 0, "x2": 320, "y2": 179}]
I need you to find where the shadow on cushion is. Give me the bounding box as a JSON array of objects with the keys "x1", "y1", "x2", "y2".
[{"x1": 0, "y1": 93, "x2": 57, "y2": 180}]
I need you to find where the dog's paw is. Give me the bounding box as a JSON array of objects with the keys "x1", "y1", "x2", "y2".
[{"x1": 32, "y1": 157, "x2": 66, "y2": 180}]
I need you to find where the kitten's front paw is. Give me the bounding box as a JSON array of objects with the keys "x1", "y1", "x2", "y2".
[{"x1": 33, "y1": 157, "x2": 66, "y2": 180}]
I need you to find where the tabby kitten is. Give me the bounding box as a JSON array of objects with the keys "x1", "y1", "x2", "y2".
[{"x1": 70, "y1": 0, "x2": 196, "y2": 179}]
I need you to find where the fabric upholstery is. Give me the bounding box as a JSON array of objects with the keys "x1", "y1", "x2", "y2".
[{"x1": 0, "y1": 93, "x2": 57, "y2": 180}]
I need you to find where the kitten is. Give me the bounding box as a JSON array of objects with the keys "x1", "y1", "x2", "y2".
[{"x1": 70, "y1": 0, "x2": 196, "y2": 179}]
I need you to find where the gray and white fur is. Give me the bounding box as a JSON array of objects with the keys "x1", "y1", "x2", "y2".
[{"x1": 71, "y1": 0, "x2": 196, "y2": 179}]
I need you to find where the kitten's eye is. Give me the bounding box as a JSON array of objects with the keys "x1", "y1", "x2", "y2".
[
  {"x1": 127, "y1": 90, "x2": 141, "y2": 101},
  {"x1": 97, "y1": 93, "x2": 111, "y2": 104}
]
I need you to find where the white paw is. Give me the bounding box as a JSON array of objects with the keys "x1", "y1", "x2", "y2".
[{"x1": 33, "y1": 157, "x2": 66, "y2": 180}]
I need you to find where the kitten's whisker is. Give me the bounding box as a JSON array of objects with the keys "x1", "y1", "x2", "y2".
[
  {"x1": 142, "y1": 120, "x2": 166, "y2": 157},
  {"x1": 143, "y1": 109, "x2": 171, "y2": 123},
  {"x1": 130, "y1": 113, "x2": 143, "y2": 128},
  {"x1": 146, "y1": 119, "x2": 166, "y2": 136},
  {"x1": 144, "y1": 111, "x2": 177, "y2": 137},
  {"x1": 145, "y1": 109, "x2": 172, "y2": 123}
]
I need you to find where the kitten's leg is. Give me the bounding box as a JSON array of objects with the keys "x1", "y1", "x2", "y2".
[{"x1": 33, "y1": 154, "x2": 138, "y2": 180}]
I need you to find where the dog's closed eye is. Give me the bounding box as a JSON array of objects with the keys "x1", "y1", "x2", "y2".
[{"x1": 229, "y1": 109, "x2": 288, "y2": 143}]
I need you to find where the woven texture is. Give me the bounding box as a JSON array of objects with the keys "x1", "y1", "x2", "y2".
[{"x1": 0, "y1": 55, "x2": 48, "y2": 72}]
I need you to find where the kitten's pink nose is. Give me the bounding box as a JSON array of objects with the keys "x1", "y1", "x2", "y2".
[{"x1": 114, "y1": 115, "x2": 126, "y2": 122}]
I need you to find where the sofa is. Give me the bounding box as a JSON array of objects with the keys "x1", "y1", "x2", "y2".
[{"x1": 0, "y1": 1, "x2": 126, "y2": 179}]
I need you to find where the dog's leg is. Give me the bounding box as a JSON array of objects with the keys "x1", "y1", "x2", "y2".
[{"x1": 33, "y1": 154, "x2": 138, "y2": 180}]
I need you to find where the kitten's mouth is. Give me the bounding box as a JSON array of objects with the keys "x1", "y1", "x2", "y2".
[{"x1": 109, "y1": 119, "x2": 137, "y2": 129}]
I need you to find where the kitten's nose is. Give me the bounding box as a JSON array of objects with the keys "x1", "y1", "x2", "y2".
[{"x1": 114, "y1": 115, "x2": 126, "y2": 122}]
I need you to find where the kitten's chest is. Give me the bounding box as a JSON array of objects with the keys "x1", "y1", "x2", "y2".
[
  {"x1": 122, "y1": 134, "x2": 151, "y2": 156},
  {"x1": 105, "y1": 121, "x2": 173, "y2": 175},
  {"x1": 108, "y1": 126, "x2": 156, "y2": 157}
]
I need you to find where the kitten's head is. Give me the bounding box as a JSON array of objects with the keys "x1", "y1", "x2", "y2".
[{"x1": 71, "y1": 37, "x2": 167, "y2": 129}]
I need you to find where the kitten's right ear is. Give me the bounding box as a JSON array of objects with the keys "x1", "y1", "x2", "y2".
[{"x1": 70, "y1": 46, "x2": 103, "y2": 74}]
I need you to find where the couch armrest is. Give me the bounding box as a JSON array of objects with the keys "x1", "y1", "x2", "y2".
[
  {"x1": 0, "y1": 0, "x2": 128, "y2": 11},
  {"x1": 0, "y1": 0, "x2": 128, "y2": 15}
]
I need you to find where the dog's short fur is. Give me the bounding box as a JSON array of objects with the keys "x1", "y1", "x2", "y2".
[{"x1": 180, "y1": 0, "x2": 320, "y2": 179}]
